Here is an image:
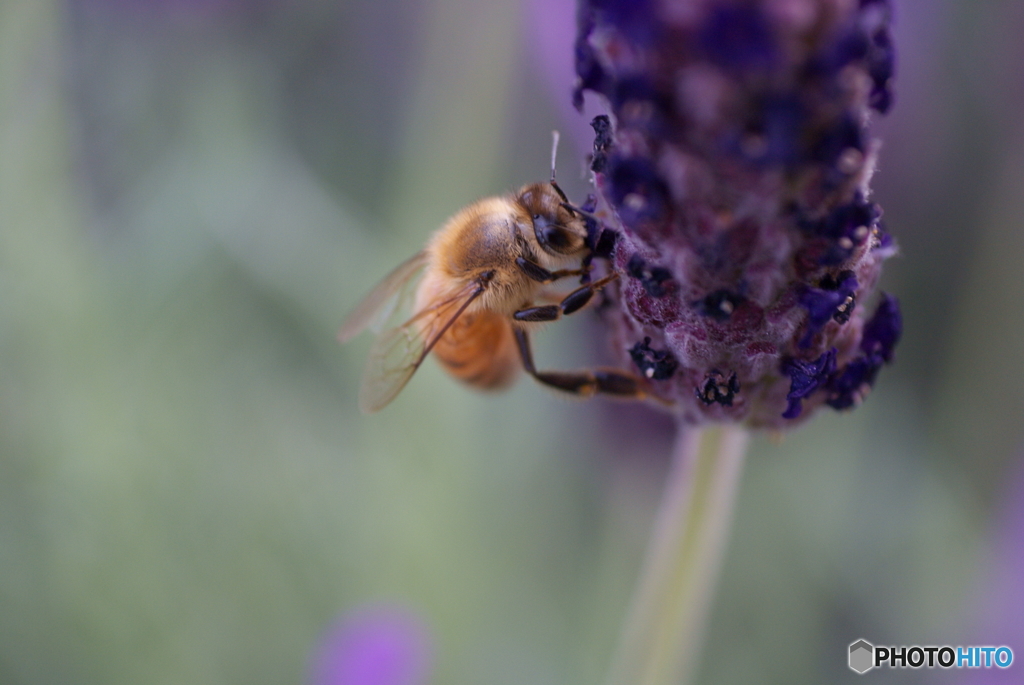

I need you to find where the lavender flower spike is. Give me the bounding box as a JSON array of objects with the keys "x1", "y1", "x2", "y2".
[{"x1": 576, "y1": 0, "x2": 901, "y2": 428}]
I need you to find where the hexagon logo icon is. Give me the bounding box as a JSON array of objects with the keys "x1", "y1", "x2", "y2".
[{"x1": 849, "y1": 639, "x2": 874, "y2": 674}]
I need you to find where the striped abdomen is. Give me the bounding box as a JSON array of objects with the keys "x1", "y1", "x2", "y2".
[{"x1": 431, "y1": 309, "x2": 520, "y2": 389}]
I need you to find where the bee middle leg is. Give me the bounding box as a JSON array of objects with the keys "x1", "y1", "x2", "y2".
[
  {"x1": 513, "y1": 328, "x2": 645, "y2": 399},
  {"x1": 513, "y1": 272, "x2": 619, "y2": 322}
]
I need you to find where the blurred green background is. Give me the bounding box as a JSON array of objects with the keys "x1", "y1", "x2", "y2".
[{"x1": 2, "y1": 0, "x2": 1022, "y2": 683}]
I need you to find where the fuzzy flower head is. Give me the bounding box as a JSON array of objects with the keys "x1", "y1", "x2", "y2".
[{"x1": 576, "y1": 0, "x2": 902, "y2": 428}]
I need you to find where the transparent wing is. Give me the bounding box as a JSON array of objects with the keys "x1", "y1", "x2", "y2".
[
  {"x1": 337, "y1": 250, "x2": 429, "y2": 343},
  {"x1": 359, "y1": 280, "x2": 487, "y2": 413}
]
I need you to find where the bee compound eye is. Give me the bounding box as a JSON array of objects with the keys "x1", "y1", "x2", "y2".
[
  {"x1": 533, "y1": 213, "x2": 575, "y2": 253},
  {"x1": 532, "y1": 213, "x2": 551, "y2": 244},
  {"x1": 543, "y1": 227, "x2": 571, "y2": 249}
]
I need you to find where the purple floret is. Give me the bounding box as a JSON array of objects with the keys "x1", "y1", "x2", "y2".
[
  {"x1": 798, "y1": 271, "x2": 858, "y2": 347},
  {"x1": 782, "y1": 349, "x2": 837, "y2": 419},
  {"x1": 860, "y1": 293, "x2": 902, "y2": 363}
]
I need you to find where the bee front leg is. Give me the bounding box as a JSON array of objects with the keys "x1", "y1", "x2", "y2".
[
  {"x1": 513, "y1": 328, "x2": 647, "y2": 400},
  {"x1": 513, "y1": 272, "x2": 619, "y2": 322},
  {"x1": 515, "y1": 257, "x2": 588, "y2": 284}
]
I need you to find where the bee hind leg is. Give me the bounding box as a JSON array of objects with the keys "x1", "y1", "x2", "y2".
[{"x1": 513, "y1": 328, "x2": 646, "y2": 400}]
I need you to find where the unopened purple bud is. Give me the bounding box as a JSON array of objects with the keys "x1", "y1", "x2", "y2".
[
  {"x1": 626, "y1": 254, "x2": 674, "y2": 298},
  {"x1": 695, "y1": 289, "x2": 746, "y2": 322},
  {"x1": 798, "y1": 194, "x2": 881, "y2": 266},
  {"x1": 608, "y1": 157, "x2": 671, "y2": 227},
  {"x1": 862, "y1": 0, "x2": 896, "y2": 113},
  {"x1": 698, "y1": 5, "x2": 777, "y2": 71},
  {"x1": 577, "y1": 0, "x2": 902, "y2": 427},
  {"x1": 590, "y1": 115, "x2": 614, "y2": 173},
  {"x1": 631, "y1": 336, "x2": 679, "y2": 381},
  {"x1": 697, "y1": 371, "x2": 741, "y2": 407}
]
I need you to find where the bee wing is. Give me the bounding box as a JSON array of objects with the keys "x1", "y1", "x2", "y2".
[
  {"x1": 359, "y1": 279, "x2": 488, "y2": 413},
  {"x1": 337, "y1": 250, "x2": 429, "y2": 343}
]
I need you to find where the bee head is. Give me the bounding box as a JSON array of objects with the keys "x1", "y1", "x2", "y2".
[{"x1": 515, "y1": 183, "x2": 588, "y2": 257}]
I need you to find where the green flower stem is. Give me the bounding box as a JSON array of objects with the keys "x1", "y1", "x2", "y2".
[{"x1": 606, "y1": 425, "x2": 749, "y2": 685}]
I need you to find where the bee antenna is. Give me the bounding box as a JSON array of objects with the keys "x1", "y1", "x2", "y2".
[
  {"x1": 550, "y1": 130, "x2": 560, "y2": 183},
  {"x1": 560, "y1": 201, "x2": 597, "y2": 221}
]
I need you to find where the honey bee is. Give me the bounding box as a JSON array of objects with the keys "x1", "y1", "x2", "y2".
[{"x1": 338, "y1": 135, "x2": 650, "y2": 413}]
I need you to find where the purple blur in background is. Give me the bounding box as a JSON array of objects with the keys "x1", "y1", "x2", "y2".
[
  {"x1": 308, "y1": 605, "x2": 432, "y2": 685},
  {"x1": 954, "y1": 457, "x2": 1024, "y2": 684}
]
